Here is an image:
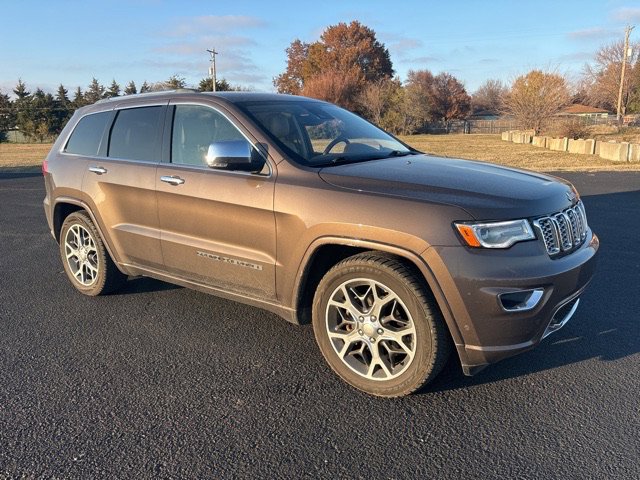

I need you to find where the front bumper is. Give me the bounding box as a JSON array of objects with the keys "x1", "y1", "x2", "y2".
[{"x1": 424, "y1": 230, "x2": 599, "y2": 375}]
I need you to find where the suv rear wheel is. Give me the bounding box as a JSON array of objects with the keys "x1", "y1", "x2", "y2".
[
  {"x1": 59, "y1": 211, "x2": 126, "y2": 296},
  {"x1": 312, "y1": 252, "x2": 450, "y2": 397}
]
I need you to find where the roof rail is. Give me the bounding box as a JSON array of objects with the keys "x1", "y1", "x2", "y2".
[{"x1": 95, "y1": 88, "x2": 199, "y2": 104}]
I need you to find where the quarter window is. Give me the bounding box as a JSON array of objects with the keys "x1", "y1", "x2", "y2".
[
  {"x1": 108, "y1": 106, "x2": 163, "y2": 162},
  {"x1": 171, "y1": 105, "x2": 246, "y2": 166},
  {"x1": 65, "y1": 112, "x2": 112, "y2": 156}
]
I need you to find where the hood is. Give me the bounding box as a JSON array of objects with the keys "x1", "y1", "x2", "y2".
[{"x1": 318, "y1": 154, "x2": 575, "y2": 220}]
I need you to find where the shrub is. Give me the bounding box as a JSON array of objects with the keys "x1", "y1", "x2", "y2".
[{"x1": 555, "y1": 120, "x2": 590, "y2": 139}]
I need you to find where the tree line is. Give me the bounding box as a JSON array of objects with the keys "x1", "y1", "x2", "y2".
[
  {"x1": 2, "y1": 20, "x2": 640, "y2": 141},
  {"x1": 274, "y1": 21, "x2": 640, "y2": 134},
  {"x1": 0, "y1": 75, "x2": 241, "y2": 142}
]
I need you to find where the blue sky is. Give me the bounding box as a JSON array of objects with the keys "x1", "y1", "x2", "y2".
[{"x1": 1, "y1": 0, "x2": 639, "y2": 97}]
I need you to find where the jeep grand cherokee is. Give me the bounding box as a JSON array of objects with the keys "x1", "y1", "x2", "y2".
[{"x1": 43, "y1": 91, "x2": 598, "y2": 397}]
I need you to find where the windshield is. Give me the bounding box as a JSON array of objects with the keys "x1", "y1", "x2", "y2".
[{"x1": 236, "y1": 99, "x2": 415, "y2": 167}]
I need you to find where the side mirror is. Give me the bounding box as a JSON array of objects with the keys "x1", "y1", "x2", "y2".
[{"x1": 205, "y1": 140, "x2": 253, "y2": 170}]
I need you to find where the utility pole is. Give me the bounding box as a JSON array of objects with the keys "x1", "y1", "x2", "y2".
[
  {"x1": 616, "y1": 25, "x2": 634, "y2": 123},
  {"x1": 207, "y1": 48, "x2": 218, "y2": 92}
]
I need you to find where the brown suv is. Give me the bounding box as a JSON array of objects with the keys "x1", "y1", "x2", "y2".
[{"x1": 43, "y1": 91, "x2": 598, "y2": 397}]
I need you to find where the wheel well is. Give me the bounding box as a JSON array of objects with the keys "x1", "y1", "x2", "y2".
[
  {"x1": 295, "y1": 244, "x2": 431, "y2": 325},
  {"x1": 53, "y1": 202, "x2": 84, "y2": 242},
  {"x1": 296, "y1": 245, "x2": 365, "y2": 324}
]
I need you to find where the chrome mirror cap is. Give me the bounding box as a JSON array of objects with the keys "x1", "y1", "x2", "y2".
[{"x1": 206, "y1": 140, "x2": 252, "y2": 169}]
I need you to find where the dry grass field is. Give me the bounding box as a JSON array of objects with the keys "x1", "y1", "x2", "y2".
[
  {"x1": 1, "y1": 134, "x2": 639, "y2": 172},
  {"x1": 401, "y1": 134, "x2": 640, "y2": 171},
  {"x1": 0, "y1": 143, "x2": 52, "y2": 170}
]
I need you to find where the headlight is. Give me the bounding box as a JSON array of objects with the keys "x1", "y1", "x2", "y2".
[{"x1": 454, "y1": 219, "x2": 535, "y2": 248}]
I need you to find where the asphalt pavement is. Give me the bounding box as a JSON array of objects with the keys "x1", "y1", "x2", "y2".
[{"x1": 0, "y1": 171, "x2": 638, "y2": 479}]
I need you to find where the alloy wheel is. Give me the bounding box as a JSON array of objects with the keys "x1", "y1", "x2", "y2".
[
  {"x1": 64, "y1": 224, "x2": 99, "y2": 286},
  {"x1": 325, "y1": 278, "x2": 417, "y2": 380}
]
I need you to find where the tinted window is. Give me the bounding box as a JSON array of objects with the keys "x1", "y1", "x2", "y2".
[
  {"x1": 109, "y1": 106, "x2": 162, "y2": 162},
  {"x1": 171, "y1": 105, "x2": 245, "y2": 166},
  {"x1": 65, "y1": 112, "x2": 111, "y2": 156}
]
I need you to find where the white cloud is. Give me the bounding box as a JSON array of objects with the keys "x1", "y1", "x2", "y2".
[
  {"x1": 477, "y1": 58, "x2": 499, "y2": 65},
  {"x1": 155, "y1": 35, "x2": 257, "y2": 56},
  {"x1": 611, "y1": 7, "x2": 640, "y2": 23},
  {"x1": 165, "y1": 15, "x2": 266, "y2": 37},
  {"x1": 568, "y1": 27, "x2": 616, "y2": 41},
  {"x1": 379, "y1": 32, "x2": 424, "y2": 62},
  {"x1": 402, "y1": 55, "x2": 442, "y2": 65},
  {"x1": 152, "y1": 15, "x2": 268, "y2": 88},
  {"x1": 556, "y1": 51, "x2": 593, "y2": 63}
]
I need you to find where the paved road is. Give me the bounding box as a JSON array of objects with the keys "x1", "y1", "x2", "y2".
[{"x1": 0, "y1": 171, "x2": 638, "y2": 479}]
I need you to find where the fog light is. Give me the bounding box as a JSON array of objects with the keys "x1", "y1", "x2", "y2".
[{"x1": 498, "y1": 288, "x2": 544, "y2": 312}]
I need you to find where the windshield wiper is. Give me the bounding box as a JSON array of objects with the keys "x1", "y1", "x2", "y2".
[
  {"x1": 315, "y1": 156, "x2": 371, "y2": 167},
  {"x1": 386, "y1": 150, "x2": 415, "y2": 157},
  {"x1": 312, "y1": 150, "x2": 417, "y2": 168}
]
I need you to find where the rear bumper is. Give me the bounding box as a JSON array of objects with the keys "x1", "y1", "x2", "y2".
[
  {"x1": 424, "y1": 230, "x2": 599, "y2": 375},
  {"x1": 43, "y1": 196, "x2": 54, "y2": 239}
]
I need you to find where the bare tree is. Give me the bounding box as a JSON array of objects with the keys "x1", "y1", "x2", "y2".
[
  {"x1": 404, "y1": 69, "x2": 435, "y2": 131},
  {"x1": 471, "y1": 79, "x2": 508, "y2": 115},
  {"x1": 583, "y1": 40, "x2": 640, "y2": 113},
  {"x1": 503, "y1": 70, "x2": 570, "y2": 134},
  {"x1": 358, "y1": 77, "x2": 412, "y2": 134},
  {"x1": 358, "y1": 77, "x2": 398, "y2": 125}
]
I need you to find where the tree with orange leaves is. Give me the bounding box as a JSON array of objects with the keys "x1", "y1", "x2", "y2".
[{"x1": 274, "y1": 21, "x2": 393, "y2": 111}]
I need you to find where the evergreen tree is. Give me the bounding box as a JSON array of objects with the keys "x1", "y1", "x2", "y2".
[
  {"x1": 19, "y1": 88, "x2": 54, "y2": 141},
  {"x1": 72, "y1": 86, "x2": 87, "y2": 109},
  {"x1": 139, "y1": 81, "x2": 151, "y2": 93},
  {"x1": 106, "y1": 79, "x2": 121, "y2": 98},
  {"x1": 84, "y1": 78, "x2": 106, "y2": 104},
  {"x1": 0, "y1": 92, "x2": 15, "y2": 141},
  {"x1": 13, "y1": 79, "x2": 33, "y2": 139},
  {"x1": 164, "y1": 75, "x2": 186, "y2": 90},
  {"x1": 13, "y1": 79, "x2": 30, "y2": 100},
  {"x1": 53, "y1": 84, "x2": 72, "y2": 134},
  {"x1": 198, "y1": 77, "x2": 233, "y2": 92},
  {"x1": 124, "y1": 81, "x2": 137, "y2": 95},
  {"x1": 56, "y1": 84, "x2": 70, "y2": 104}
]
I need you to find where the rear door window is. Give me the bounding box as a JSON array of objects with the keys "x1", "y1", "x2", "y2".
[
  {"x1": 108, "y1": 106, "x2": 163, "y2": 162},
  {"x1": 65, "y1": 111, "x2": 112, "y2": 156}
]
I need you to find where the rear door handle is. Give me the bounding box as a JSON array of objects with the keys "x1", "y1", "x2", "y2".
[
  {"x1": 89, "y1": 166, "x2": 107, "y2": 175},
  {"x1": 160, "y1": 175, "x2": 185, "y2": 186}
]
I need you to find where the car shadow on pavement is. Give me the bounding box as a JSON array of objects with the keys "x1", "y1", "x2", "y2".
[
  {"x1": 427, "y1": 189, "x2": 640, "y2": 394},
  {"x1": 0, "y1": 167, "x2": 42, "y2": 178},
  {"x1": 117, "y1": 276, "x2": 182, "y2": 295}
]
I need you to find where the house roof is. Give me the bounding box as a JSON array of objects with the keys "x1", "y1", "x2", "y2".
[{"x1": 561, "y1": 104, "x2": 609, "y2": 114}]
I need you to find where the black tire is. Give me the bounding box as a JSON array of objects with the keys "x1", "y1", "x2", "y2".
[
  {"x1": 59, "y1": 211, "x2": 127, "y2": 296},
  {"x1": 312, "y1": 252, "x2": 450, "y2": 397}
]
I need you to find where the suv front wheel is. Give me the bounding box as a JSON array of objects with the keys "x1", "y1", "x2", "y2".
[
  {"x1": 59, "y1": 211, "x2": 126, "y2": 296},
  {"x1": 312, "y1": 252, "x2": 450, "y2": 397}
]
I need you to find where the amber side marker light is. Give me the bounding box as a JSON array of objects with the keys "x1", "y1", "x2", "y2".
[{"x1": 456, "y1": 224, "x2": 481, "y2": 247}]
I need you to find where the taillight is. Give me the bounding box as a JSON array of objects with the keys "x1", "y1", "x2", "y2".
[{"x1": 42, "y1": 158, "x2": 48, "y2": 175}]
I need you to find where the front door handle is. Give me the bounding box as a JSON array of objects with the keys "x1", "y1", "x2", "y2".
[
  {"x1": 89, "y1": 166, "x2": 107, "y2": 175},
  {"x1": 160, "y1": 175, "x2": 185, "y2": 186}
]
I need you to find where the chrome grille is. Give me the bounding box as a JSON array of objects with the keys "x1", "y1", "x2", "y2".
[
  {"x1": 554, "y1": 213, "x2": 573, "y2": 251},
  {"x1": 533, "y1": 201, "x2": 588, "y2": 257}
]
